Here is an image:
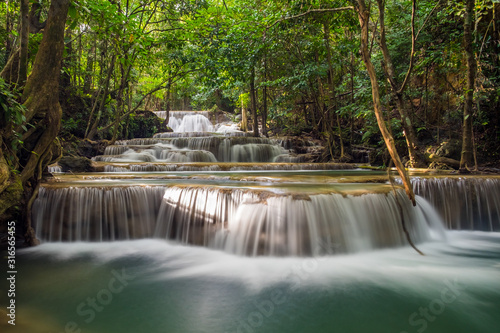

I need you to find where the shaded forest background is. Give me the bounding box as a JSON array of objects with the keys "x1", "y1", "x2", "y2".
[{"x1": 0, "y1": 0, "x2": 499, "y2": 240}]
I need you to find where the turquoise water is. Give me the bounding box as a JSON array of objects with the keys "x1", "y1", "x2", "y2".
[{"x1": 3, "y1": 231, "x2": 500, "y2": 333}]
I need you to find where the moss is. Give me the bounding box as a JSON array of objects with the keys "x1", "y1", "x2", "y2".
[{"x1": 0, "y1": 174, "x2": 23, "y2": 232}]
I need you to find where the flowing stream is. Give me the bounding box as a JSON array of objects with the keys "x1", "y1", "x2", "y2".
[{"x1": 3, "y1": 111, "x2": 499, "y2": 333}]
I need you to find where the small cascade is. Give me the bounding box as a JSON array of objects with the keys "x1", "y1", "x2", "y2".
[
  {"x1": 88, "y1": 111, "x2": 323, "y2": 165},
  {"x1": 154, "y1": 111, "x2": 215, "y2": 132},
  {"x1": 412, "y1": 177, "x2": 500, "y2": 231},
  {"x1": 48, "y1": 164, "x2": 62, "y2": 173},
  {"x1": 33, "y1": 186, "x2": 165, "y2": 241},
  {"x1": 98, "y1": 162, "x2": 353, "y2": 172},
  {"x1": 33, "y1": 184, "x2": 444, "y2": 255},
  {"x1": 95, "y1": 136, "x2": 303, "y2": 163}
]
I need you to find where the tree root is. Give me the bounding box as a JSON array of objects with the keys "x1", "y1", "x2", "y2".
[{"x1": 387, "y1": 162, "x2": 424, "y2": 256}]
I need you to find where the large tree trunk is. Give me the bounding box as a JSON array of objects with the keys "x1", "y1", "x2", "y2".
[
  {"x1": 0, "y1": 0, "x2": 70, "y2": 245},
  {"x1": 352, "y1": 0, "x2": 416, "y2": 205},
  {"x1": 460, "y1": 0, "x2": 476, "y2": 171}
]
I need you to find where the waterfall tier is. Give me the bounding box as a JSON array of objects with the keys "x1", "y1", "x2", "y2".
[
  {"x1": 40, "y1": 109, "x2": 500, "y2": 257},
  {"x1": 93, "y1": 162, "x2": 354, "y2": 172},
  {"x1": 33, "y1": 183, "x2": 444, "y2": 255},
  {"x1": 412, "y1": 176, "x2": 500, "y2": 231},
  {"x1": 93, "y1": 136, "x2": 321, "y2": 165}
]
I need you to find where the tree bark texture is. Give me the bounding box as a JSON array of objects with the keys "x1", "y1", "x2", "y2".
[{"x1": 0, "y1": 0, "x2": 70, "y2": 244}]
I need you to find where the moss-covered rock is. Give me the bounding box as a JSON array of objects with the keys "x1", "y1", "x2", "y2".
[
  {"x1": 0, "y1": 175, "x2": 23, "y2": 233},
  {"x1": 58, "y1": 156, "x2": 93, "y2": 172}
]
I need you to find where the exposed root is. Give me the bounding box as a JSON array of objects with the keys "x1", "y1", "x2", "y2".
[{"x1": 387, "y1": 162, "x2": 424, "y2": 256}]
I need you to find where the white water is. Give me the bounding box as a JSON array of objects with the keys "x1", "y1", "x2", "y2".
[
  {"x1": 412, "y1": 176, "x2": 500, "y2": 231},
  {"x1": 33, "y1": 183, "x2": 446, "y2": 256},
  {"x1": 13, "y1": 231, "x2": 500, "y2": 332},
  {"x1": 93, "y1": 110, "x2": 304, "y2": 163}
]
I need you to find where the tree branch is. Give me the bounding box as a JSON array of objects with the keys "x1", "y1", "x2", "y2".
[{"x1": 269, "y1": 7, "x2": 354, "y2": 28}]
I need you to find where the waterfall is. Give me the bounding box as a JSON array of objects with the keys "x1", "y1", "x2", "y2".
[
  {"x1": 89, "y1": 111, "x2": 324, "y2": 165},
  {"x1": 36, "y1": 108, "x2": 500, "y2": 257},
  {"x1": 33, "y1": 186, "x2": 165, "y2": 241},
  {"x1": 412, "y1": 177, "x2": 500, "y2": 231},
  {"x1": 154, "y1": 111, "x2": 215, "y2": 132},
  {"x1": 33, "y1": 184, "x2": 445, "y2": 255},
  {"x1": 96, "y1": 137, "x2": 297, "y2": 163}
]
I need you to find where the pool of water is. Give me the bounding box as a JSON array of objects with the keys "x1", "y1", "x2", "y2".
[{"x1": 2, "y1": 231, "x2": 499, "y2": 333}]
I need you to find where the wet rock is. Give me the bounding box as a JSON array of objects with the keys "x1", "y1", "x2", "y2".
[
  {"x1": 58, "y1": 156, "x2": 93, "y2": 172},
  {"x1": 77, "y1": 139, "x2": 107, "y2": 158},
  {"x1": 435, "y1": 140, "x2": 462, "y2": 160}
]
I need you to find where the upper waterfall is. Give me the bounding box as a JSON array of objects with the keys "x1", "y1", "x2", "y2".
[{"x1": 91, "y1": 111, "x2": 323, "y2": 165}]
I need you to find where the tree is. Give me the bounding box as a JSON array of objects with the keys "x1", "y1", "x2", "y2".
[
  {"x1": 375, "y1": 0, "x2": 426, "y2": 168},
  {"x1": 460, "y1": 0, "x2": 476, "y2": 171},
  {"x1": 0, "y1": 0, "x2": 70, "y2": 244},
  {"x1": 350, "y1": 0, "x2": 416, "y2": 205}
]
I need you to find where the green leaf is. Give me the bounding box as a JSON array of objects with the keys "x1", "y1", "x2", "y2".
[{"x1": 68, "y1": 3, "x2": 77, "y2": 19}]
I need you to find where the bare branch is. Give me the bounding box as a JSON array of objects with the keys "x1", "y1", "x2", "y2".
[{"x1": 269, "y1": 7, "x2": 354, "y2": 28}]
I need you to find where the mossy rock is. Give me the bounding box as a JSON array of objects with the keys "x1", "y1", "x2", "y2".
[
  {"x1": 58, "y1": 156, "x2": 92, "y2": 172},
  {"x1": 435, "y1": 140, "x2": 462, "y2": 160}
]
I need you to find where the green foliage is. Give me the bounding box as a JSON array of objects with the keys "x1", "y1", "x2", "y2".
[
  {"x1": 0, "y1": 78, "x2": 27, "y2": 154},
  {"x1": 2, "y1": 0, "x2": 497, "y2": 163}
]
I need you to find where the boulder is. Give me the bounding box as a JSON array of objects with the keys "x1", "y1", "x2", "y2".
[
  {"x1": 435, "y1": 140, "x2": 462, "y2": 160},
  {"x1": 58, "y1": 156, "x2": 93, "y2": 173}
]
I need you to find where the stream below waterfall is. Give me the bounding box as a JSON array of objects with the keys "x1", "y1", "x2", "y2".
[
  {"x1": 3, "y1": 232, "x2": 500, "y2": 333},
  {"x1": 2, "y1": 111, "x2": 500, "y2": 332}
]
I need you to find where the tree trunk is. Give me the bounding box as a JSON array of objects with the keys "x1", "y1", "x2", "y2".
[
  {"x1": 17, "y1": 0, "x2": 30, "y2": 86},
  {"x1": 323, "y1": 21, "x2": 345, "y2": 159},
  {"x1": 262, "y1": 86, "x2": 268, "y2": 137},
  {"x1": 376, "y1": 0, "x2": 425, "y2": 168},
  {"x1": 352, "y1": 0, "x2": 416, "y2": 205},
  {"x1": 262, "y1": 59, "x2": 268, "y2": 137},
  {"x1": 241, "y1": 105, "x2": 248, "y2": 132},
  {"x1": 83, "y1": 45, "x2": 95, "y2": 94},
  {"x1": 460, "y1": 0, "x2": 476, "y2": 171},
  {"x1": 250, "y1": 67, "x2": 259, "y2": 137},
  {"x1": 61, "y1": 27, "x2": 72, "y2": 89},
  {"x1": 164, "y1": 76, "x2": 172, "y2": 126},
  {"x1": 86, "y1": 54, "x2": 116, "y2": 140},
  {"x1": 4, "y1": 0, "x2": 12, "y2": 68},
  {"x1": 0, "y1": 0, "x2": 70, "y2": 245},
  {"x1": 0, "y1": 48, "x2": 20, "y2": 84}
]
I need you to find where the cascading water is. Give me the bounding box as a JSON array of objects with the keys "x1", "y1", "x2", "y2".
[
  {"x1": 154, "y1": 110, "x2": 215, "y2": 132},
  {"x1": 92, "y1": 111, "x2": 321, "y2": 165},
  {"x1": 23, "y1": 110, "x2": 500, "y2": 333},
  {"x1": 411, "y1": 176, "x2": 500, "y2": 231},
  {"x1": 33, "y1": 183, "x2": 445, "y2": 255}
]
